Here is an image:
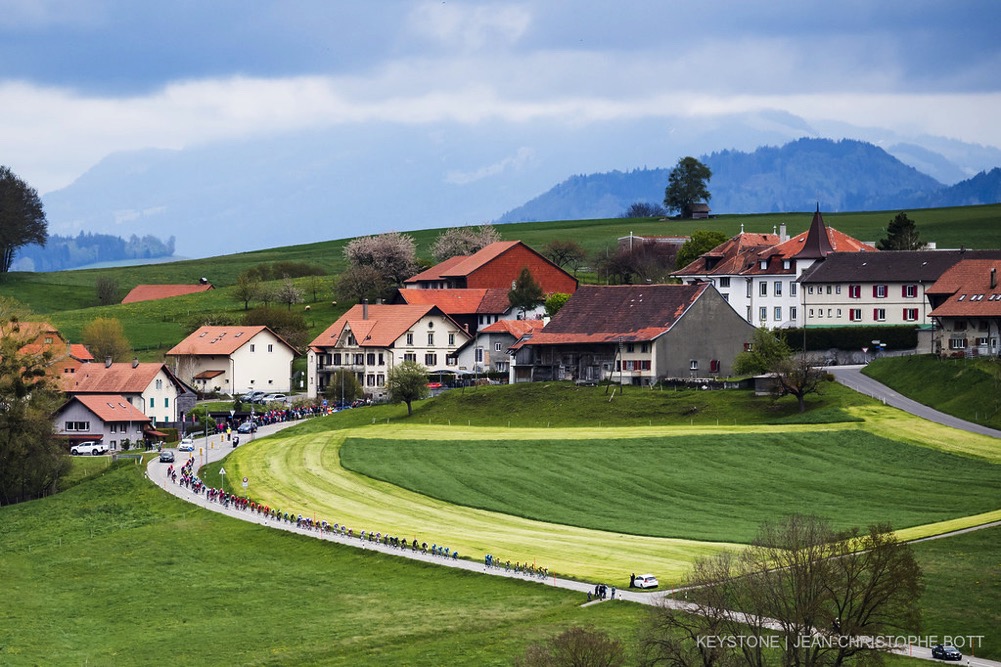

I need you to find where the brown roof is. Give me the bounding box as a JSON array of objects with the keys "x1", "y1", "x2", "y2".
[
  {"x1": 524, "y1": 284, "x2": 709, "y2": 346},
  {"x1": 767, "y1": 226, "x2": 874, "y2": 264},
  {"x1": 673, "y1": 233, "x2": 781, "y2": 277},
  {"x1": 69, "y1": 343, "x2": 94, "y2": 362},
  {"x1": 121, "y1": 284, "x2": 214, "y2": 304},
  {"x1": 310, "y1": 303, "x2": 468, "y2": 349},
  {"x1": 479, "y1": 319, "x2": 546, "y2": 337},
  {"x1": 928, "y1": 260, "x2": 1001, "y2": 317},
  {"x1": 67, "y1": 362, "x2": 177, "y2": 394},
  {"x1": 166, "y1": 326, "x2": 295, "y2": 356},
  {"x1": 64, "y1": 394, "x2": 151, "y2": 423},
  {"x1": 404, "y1": 255, "x2": 471, "y2": 284}
]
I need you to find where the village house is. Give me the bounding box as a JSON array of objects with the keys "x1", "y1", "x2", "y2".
[
  {"x1": 403, "y1": 240, "x2": 578, "y2": 295},
  {"x1": 165, "y1": 325, "x2": 297, "y2": 396},
  {"x1": 673, "y1": 208, "x2": 875, "y2": 329},
  {"x1": 392, "y1": 287, "x2": 543, "y2": 337},
  {"x1": 64, "y1": 359, "x2": 195, "y2": 429},
  {"x1": 307, "y1": 302, "x2": 472, "y2": 400},
  {"x1": 517, "y1": 284, "x2": 754, "y2": 384},
  {"x1": 53, "y1": 394, "x2": 151, "y2": 451},
  {"x1": 926, "y1": 259, "x2": 1001, "y2": 357},
  {"x1": 454, "y1": 318, "x2": 545, "y2": 377},
  {"x1": 11, "y1": 321, "x2": 93, "y2": 388}
]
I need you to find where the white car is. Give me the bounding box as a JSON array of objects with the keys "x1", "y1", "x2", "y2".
[
  {"x1": 634, "y1": 574, "x2": 659, "y2": 589},
  {"x1": 177, "y1": 436, "x2": 195, "y2": 452},
  {"x1": 70, "y1": 441, "x2": 108, "y2": 456},
  {"x1": 260, "y1": 393, "x2": 287, "y2": 403}
]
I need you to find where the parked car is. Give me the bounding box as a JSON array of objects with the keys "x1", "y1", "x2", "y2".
[
  {"x1": 159, "y1": 450, "x2": 175, "y2": 463},
  {"x1": 177, "y1": 436, "x2": 195, "y2": 452},
  {"x1": 237, "y1": 421, "x2": 258, "y2": 434},
  {"x1": 634, "y1": 574, "x2": 659, "y2": 589},
  {"x1": 242, "y1": 390, "x2": 265, "y2": 403},
  {"x1": 932, "y1": 645, "x2": 962, "y2": 661},
  {"x1": 70, "y1": 441, "x2": 108, "y2": 456},
  {"x1": 259, "y1": 393, "x2": 287, "y2": 403}
]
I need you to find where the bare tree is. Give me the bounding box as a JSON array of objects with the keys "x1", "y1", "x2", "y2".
[
  {"x1": 518, "y1": 626, "x2": 625, "y2": 667},
  {"x1": 542, "y1": 239, "x2": 587, "y2": 273},
  {"x1": 95, "y1": 276, "x2": 119, "y2": 306}
]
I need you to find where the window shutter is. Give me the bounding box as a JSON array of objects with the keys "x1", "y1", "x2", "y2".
[
  {"x1": 873, "y1": 308, "x2": 879, "y2": 320},
  {"x1": 901, "y1": 285, "x2": 907, "y2": 297},
  {"x1": 872, "y1": 285, "x2": 878, "y2": 297}
]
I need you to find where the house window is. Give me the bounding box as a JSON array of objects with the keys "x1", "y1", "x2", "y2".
[
  {"x1": 818, "y1": 309, "x2": 823, "y2": 318},
  {"x1": 809, "y1": 309, "x2": 814, "y2": 318},
  {"x1": 903, "y1": 284, "x2": 918, "y2": 298},
  {"x1": 903, "y1": 308, "x2": 919, "y2": 322},
  {"x1": 150, "y1": 397, "x2": 155, "y2": 408},
  {"x1": 783, "y1": 259, "x2": 792, "y2": 270},
  {"x1": 406, "y1": 332, "x2": 414, "y2": 346},
  {"x1": 424, "y1": 353, "x2": 437, "y2": 366},
  {"x1": 836, "y1": 309, "x2": 842, "y2": 318},
  {"x1": 445, "y1": 355, "x2": 457, "y2": 366},
  {"x1": 65, "y1": 421, "x2": 89, "y2": 432},
  {"x1": 427, "y1": 332, "x2": 434, "y2": 346},
  {"x1": 874, "y1": 308, "x2": 886, "y2": 322},
  {"x1": 954, "y1": 320, "x2": 967, "y2": 330},
  {"x1": 759, "y1": 282, "x2": 767, "y2": 297},
  {"x1": 759, "y1": 306, "x2": 767, "y2": 322},
  {"x1": 807, "y1": 285, "x2": 814, "y2": 294},
  {"x1": 746, "y1": 282, "x2": 752, "y2": 298},
  {"x1": 827, "y1": 309, "x2": 833, "y2": 318},
  {"x1": 874, "y1": 285, "x2": 888, "y2": 298},
  {"x1": 710, "y1": 359, "x2": 720, "y2": 373},
  {"x1": 378, "y1": 353, "x2": 385, "y2": 365},
  {"x1": 719, "y1": 277, "x2": 731, "y2": 288},
  {"x1": 850, "y1": 309, "x2": 862, "y2": 322},
  {"x1": 835, "y1": 285, "x2": 842, "y2": 294},
  {"x1": 641, "y1": 343, "x2": 649, "y2": 353},
  {"x1": 332, "y1": 353, "x2": 342, "y2": 365},
  {"x1": 790, "y1": 282, "x2": 797, "y2": 297},
  {"x1": 448, "y1": 333, "x2": 455, "y2": 346},
  {"x1": 250, "y1": 344, "x2": 256, "y2": 352},
  {"x1": 156, "y1": 379, "x2": 163, "y2": 390},
  {"x1": 849, "y1": 285, "x2": 861, "y2": 299},
  {"x1": 377, "y1": 374, "x2": 385, "y2": 386},
  {"x1": 949, "y1": 337, "x2": 967, "y2": 350},
  {"x1": 746, "y1": 306, "x2": 752, "y2": 322},
  {"x1": 690, "y1": 360, "x2": 699, "y2": 371},
  {"x1": 347, "y1": 333, "x2": 356, "y2": 346},
  {"x1": 626, "y1": 343, "x2": 635, "y2": 353},
  {"x1": 826, "y1": 285, "x2": 832, "y2": 295},
  {"x1": 774, "y1": 281, "x2": 782, "y2": 296},
  {"x1": 790, "y1": 306, "x2": 798, "y2": 321},
  {"x1": 367, "y1": 353, "x2": 376, "y2": 365},
  {"x1": 367, "y1": 374, "x2": 376, "y2": 387},
  {"x1": 759, "y1": 260, "x2": 768, "y2": 270},
  {"x1": 475, "y1": 348, "x2": 484, "y2": 363},
  {"x1": 494, "y1": 342, "x2": 502, "y2": 352},
  {"x1": 774, "y1": 306, "x2": 782, "y2": 321},
  {"x1": 354, "y1": 353, "x2": 364, "y2": 365},
  {"x1": 404, "y1": 352, "x2": 417, "y2": 362},
  {"x1": 164, "y1": 398, "x2": 169, "y2": 408}
]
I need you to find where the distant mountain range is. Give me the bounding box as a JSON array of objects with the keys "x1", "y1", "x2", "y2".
[{"x1": 497, "y1": 138, "x2": 1001, "y2": 223}]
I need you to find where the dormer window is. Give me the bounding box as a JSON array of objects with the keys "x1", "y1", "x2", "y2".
[
  {"x1": 760, "y1": 260, "x2": 768, "y2": 270},
  {"x1": 783, "y1": 259, "x2": 792, "y2": 270}
]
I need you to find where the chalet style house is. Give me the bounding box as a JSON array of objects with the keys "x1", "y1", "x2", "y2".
[
  {"x1": 673, "y1": 208, "x2": 874, "y2": 329},
  {"x1": 455, "y1": 318, "x2": 545, "y2": 376},
  {"x1": 54, "y1": 394, "x2": 151, "y2": 450},
  {"x1": 166, "y1": 325, "x2": 297, "y2": 396},
  {"x1": 307, "y1": 302, "x2": 472, "y2": 400},
  {"x1": 927, "y1": 259, "x2": 1001, "y2": 357},
  {"x1": 517, "y1": 284, "x2": 754, "y2": 384},
  {"x1": 64, "y1": 360, "x2": 195, "y2": 429}
]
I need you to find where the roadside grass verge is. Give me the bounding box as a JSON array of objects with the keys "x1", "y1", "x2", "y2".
[
  {"x1": 59, "y1": 454, "x2": 115, "y2": 489},
  {"x1": 339, "y1": 429, "x2": 1001, "y2": 543},
  {"x1": 0, "y1": 461, "x2": 646, "y2": 666},
  {"x1": 911, "y1": 524, "x2": 1001, "y2": 659},
  {"x1": 863, "y1": 355, "x2": 1001, "y2": 430}
]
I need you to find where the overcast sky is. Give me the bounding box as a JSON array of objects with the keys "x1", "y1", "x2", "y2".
[{"x1": 2, "y1": 0, "x2": 1000, "y2": 194}]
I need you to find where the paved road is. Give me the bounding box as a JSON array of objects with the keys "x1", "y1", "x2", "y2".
[
  {"x1": 830, "y1": 365, "x2": 1001, "y2": 439},
  {"x1": 145, "y1": 415, "x2": 1001, "y2": 666}
]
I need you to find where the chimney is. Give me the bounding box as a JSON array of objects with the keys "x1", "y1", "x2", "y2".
[
  {"x1": 362, "y1": 298, "x2": 368, "y2": 320},
  {"x1": 991, "y1": 267, "x2": 997, "y2": 290},
  {"x1": 105, "y1": 356, "x2": 112, "y2": 368},
  {"x1": 780, "y1": 223, "x2": 788, "y2": 242},
  {"x1": 132, "y1": 357, "x2": 139, "y2": 368}
]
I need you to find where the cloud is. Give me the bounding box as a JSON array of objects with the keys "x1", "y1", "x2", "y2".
[{"x1": 445, "y1": 147, "x2": 536, "y2": 185}]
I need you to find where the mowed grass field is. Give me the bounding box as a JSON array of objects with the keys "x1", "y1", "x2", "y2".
[
  {"x1": 339, "y1": 429, "x2": 1001, "y2": 543},
  {"x1": 0, "y1": 460, "x2": 647, "y2": 666}
]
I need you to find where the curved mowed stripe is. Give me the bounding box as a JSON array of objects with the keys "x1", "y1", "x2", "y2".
[{"x1": 224, "y1": 420, "x2": 1001, "y2": 584}]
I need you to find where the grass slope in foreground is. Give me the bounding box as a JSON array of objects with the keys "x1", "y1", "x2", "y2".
[
  {"x1": 340, "y1": 429, "x2": 1001, "y2": 543},
  {"x1": 0, "y1": 460, "x2": 644, "y2": 666}
]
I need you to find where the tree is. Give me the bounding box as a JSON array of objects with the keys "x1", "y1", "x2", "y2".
[
  {"x1": 343, "y1": 231, "x2": 418, "y2": 286},
  {"x1": 641, "y1": 516, "x2": 923, "y2": 667},
  {"x1": 95, "y1": 276, "x2": 119, "y2": 306},
  {"x1": 234, "y1": 269, "x2": 262, "y2": 310},
  {"x1": 429, "y1": 224, "x2": 501, "y2": 262},
  {"x1": 242, "y1": 307, "x2": 308, "y2": 352},
  {"x1": 664, "y1": 157, "x2": 712, "y2": 219},
  {"x1": 877, "y1": 212, "x2": 926, "y2": 250},
  {"x1": 675, "y1": 230, "x2": 728, "y2": 271},
  {"x1": 542, "y1": 239, "x2": 587, "y2": 274},
  {"x1": 624, "y1": 202, "x2": 666, "y2": 218},
  {"x1": 322, "y1": 369, "x2": 364, "y2": 404},
  {"x1": 508, "y1": 267, "x2": 545, "y2": 317},
  {"x1": 517, "y1": 626, "x2": 625, "y2": 667},
  {"x1": 0, "y1": 318, "x2": 70, "y2": 505},
  {"x1": 597, "y1": 240, "x2": 679, "y2": 284},
  {"x1": 545, "y1": 292, "x2": 571, "y2": 318},
  {"x1": 734, "y1": 328, "x2": 827, "y2": 412},
  {"x1": 0, "y1": 166, "x2": 48, "y2": 274},
  {"x1": 81, "y1": 317, "x2": 132, "y2": 363},
  {"x1": 334, "y1": 264, "x2": 390, "y2": 304},
  {"x1": 386, "y1": 360, "x2": 429, "y2": 416},
  {"x1": 276, "y1": 276, "x2": 303, "y2": 311}
]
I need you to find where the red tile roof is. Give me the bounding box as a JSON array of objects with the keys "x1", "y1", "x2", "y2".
[
  {"x1": 673, "y1": 233, "x2": 780, "y2": 277},
  {"x1": 396, "y1": 288, "x2": 514, "y2": 315},
  {"x1": 66, "y1": 394, "x2": 151, "y2": 423},
  {"x1": 929, "y1": 260, "x2": 1001, "y2": 317},
  {"x1": 440, "y1": 241, "x2": 521, "y2": 277},
  {"x1": 67, "y1": 362, "x2": 175, "y2": 394},
  {"x1": 479, "y1": 319, "x2": 545, "y2": 337},
  {"x1": 524, "y1": 284, "x2": 709, "y2": 346},
  {"x1": 404, "y1": 255, "x2": 470, "y2": 284},
  {"x1": 69, "y1": 343, "x2": 94, "y2": 362},
  {"x1": 166, "y1": 326, "x2": 294, "y2": 356},
  {"x1": 311, "y1": 304, "x2": 461, "y2": 349},
  {"x1": 121, "y1": 284, "x2": 214, "y2": 304}
]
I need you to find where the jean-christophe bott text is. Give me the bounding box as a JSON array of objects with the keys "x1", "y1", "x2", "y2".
[{"x1": 696, "y1": 635, "x2": 984, "y2": 650}]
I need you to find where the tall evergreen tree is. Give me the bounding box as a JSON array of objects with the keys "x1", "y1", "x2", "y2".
[
  {"x1": 877, "y1": 212, "x2": 926, "y2": 250},
  {"x1": 508, "y1": 267, "x2": 545, "y2": 317}
]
